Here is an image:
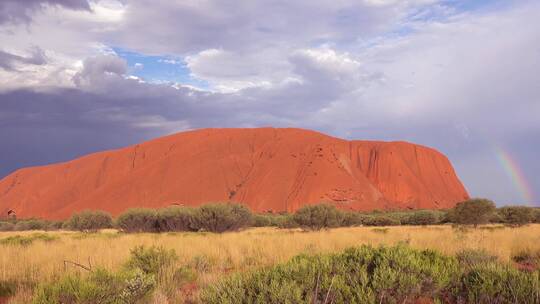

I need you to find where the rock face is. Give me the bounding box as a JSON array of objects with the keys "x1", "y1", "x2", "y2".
[{"x1": 0, "y1": 128, "x2": 469, "y2": 219}]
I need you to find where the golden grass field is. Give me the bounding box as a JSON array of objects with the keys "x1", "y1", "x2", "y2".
[{"x1": 1, "y1": 224, "x2": 540, "y2": 303}]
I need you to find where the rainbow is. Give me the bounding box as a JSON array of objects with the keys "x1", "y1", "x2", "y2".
[{"x1": 494, "y1": 147, "x2": 535, "y2": 204}]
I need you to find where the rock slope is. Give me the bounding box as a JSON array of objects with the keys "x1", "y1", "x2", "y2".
[{"x1": 0, "y1": 128, "x2": 469, "y2": 219}]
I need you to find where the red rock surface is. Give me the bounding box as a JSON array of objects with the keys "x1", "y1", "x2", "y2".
[{"x1": 0, "y1": 128, "x2": 469, "y2": 219}]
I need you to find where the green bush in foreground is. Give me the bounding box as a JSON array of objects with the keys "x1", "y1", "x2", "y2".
[
  {"x1": 202, "y1": 245, "x2": 540, "y2": 304},
  {"x1": 32, "y1": 268, "x2": 155, "y2": 304},
  {"x1": 64, "y1": 210, "x2": 113, "y2": 232},
  {"x1": 125, "y1": 246, "x2": 177, "y2": 276},
  {"x1": 32, "y1": 245, "x2": 174, "y2": 304}
]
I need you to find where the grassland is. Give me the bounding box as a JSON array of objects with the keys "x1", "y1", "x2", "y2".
[{"x1": 1, "y1": 224, "x2": 540, "y2": 303}]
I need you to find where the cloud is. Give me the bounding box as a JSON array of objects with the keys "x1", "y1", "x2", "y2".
[
  {"x1": 0, "y1": 47, "x2": 47, "y2": 70},
  {"x1": 0, "y1": 0, "x2": 90, "y2": 24},
  {"x1": 110, "y1": 0, "x2": 432, "y2": 55}
]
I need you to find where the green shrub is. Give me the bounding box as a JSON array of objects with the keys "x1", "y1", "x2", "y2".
[
  {"x1": 277, "y1": 214, "x2": 299, "y2": 229},
  {"x1": 341, "y1": 211, "x2": 368, "y2": 226},
  {"x1": 454, "y1": 264, "x2": 540, "y2": 304},
  {"x1": 253, "y1": 213, "x2": 295, "y2": 227},
  {"x1": 498, "y1": 206, "x2": 534, "y2": 226},
  {"x1": 124, "y1": 245, "x2": 177, "y2": 276},
  {"x1": 46, "y1": 220, "x2": 65, "y2": 231},
  {"x1": 202, "y1": 245, "x2": 459, "y2": 303},
  {"x1": 292, "y1": 204, "x2": 345, "y2": 230},
  {"x1": 401, "y1": 210, "x2": 441, "y2": 225},
  {"x1": 450, "y1": 198, "x2": 496, "y2": 227},
  {"x1": 252, "y1": 214, "x2": 273, "y2": 227},
  {"x1": 362, "y1": 215, "x2": 400, "y2": 226},
  {"x1": 64, "y1": 210, "x2": 113, "y2": 232},
  {"x1": 202, "y1": 245, "x2": 540, "y2": 304},
  {"x1": 116, "y1": 208, "x2": 158, "y2": 233},
  {"x1": 156, "y1": 206, "x2": 195, "y2": 232},
  {"x1": 13, "y1": 219, "x2": 49, "y2": 231},
  {"x1": 32, "y1": 245, "x2": 180, "y2": 303},
  {"x1": 32, "y1": 268, "x2": 155, "y2": 304},
  {"x1": 191, "y1": 203, "x2": 252, "y2": 233}
]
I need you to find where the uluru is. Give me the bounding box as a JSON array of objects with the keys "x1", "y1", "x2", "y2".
[{"x1": 0, "y1": 128, "x2": 469, "y2": 219}]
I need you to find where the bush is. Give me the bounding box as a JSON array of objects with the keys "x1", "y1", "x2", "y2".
[
  {"x1": 252, "y1": 214, "x2": 273, "y2": 227},
  {"x1": 202, "y1": 245, "x2": 540, "y2": 304},
  {"x1": 32, "y1": 245, "x2": 179, "y2": 303},
  {"x1": 64, "y1": 210, "x2": 113, "y2": 232},
  {"x1": 362, "y1": 215, "x2": 401, "y2": 226},
  {"x1": 277, "y1": 214, "x2": 300, "y2": 229},
  {"x1": 156, "y1": 206, "x2": 195, "y2": 232},
  {"x1": 202, "y1": 245, "x2": 460, "y2": 303},
  {"x1": 125, "y1": 245, "x2": 177, "y2": 275},
  {"x1": 498, "y1": 206, "x2": 534, "y2": 226},
  {"x1": 13, "y1": 219, "x2": 49, "y2": 231},
  {"x1": 32, "y1": 268, "x2": 155, "y2": 304},
  {"x1": 191, "y1": 203, "x2": 252, "y2": 233},
  {"x1": 450, "y1": 198, "x2": 496, "y2": 227},
  {"x1": 116, "y1": 208, "x2": 158, "y2": 233},
  {"x1": 454, "y1": 264, "x2": 540, "y2": 303},
  {"x1": 292, "y1": 204, "x2": 345, "y2": 230},
  {"x1": 401, "y1": 210, "x2": 441, "y2": 225},
  {"x1": 533, "y1": 209, "x2": 540, "y2": 223},
  {"x1": 341, "y1": 211, "x2": 368, "y2": 226}
]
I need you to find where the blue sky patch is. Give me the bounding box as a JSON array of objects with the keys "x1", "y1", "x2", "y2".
[{"x1": 113, "y1": 47, "x2": 209, "y2": 89}]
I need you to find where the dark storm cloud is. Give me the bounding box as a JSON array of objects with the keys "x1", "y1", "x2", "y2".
[
  {"x1": 0, "y1": 47, "x2": 46, "y2": 70},
  {"x1": 0, "y1": 0, "x2": 89, "y2": 24}
]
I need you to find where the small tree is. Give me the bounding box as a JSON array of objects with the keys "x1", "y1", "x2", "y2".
[
  {"x1": 292, "y1": 204, "x2": 344, "y2": 230},
  {"x1": 191, "y1": 203, "x2": 252, "y2": 233},
  {"x1": 497, "y1": 206, "x2": 533, "y2": 227},
  {"x1": 64, "y1": 210, "x2": 113, "y2": 232},
  {"x1": 116, "y1": 208, "x2": 158, "y2": 233},
  {"x1": 450, "y1": 198, "x2": 496, "y2": 227}
]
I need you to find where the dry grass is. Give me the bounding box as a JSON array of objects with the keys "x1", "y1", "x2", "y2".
[{"x1": 1, "y1": 224, "x2": 540, "y2": 302}]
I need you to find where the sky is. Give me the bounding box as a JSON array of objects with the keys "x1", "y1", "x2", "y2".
[{"x1": 0, "y1": 0, "x2": 538, "y2": 206}]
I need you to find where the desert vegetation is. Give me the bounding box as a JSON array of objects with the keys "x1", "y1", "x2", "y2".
[
  {"x1": 0, "y1": 225, "x2": 538, "y2": 302},
  {"x1": 1, "y1": 199, "x2": 539, "y2": 233},
  {"x1": 1, "y1": 200, "x2": 539, "y2": 303}
]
